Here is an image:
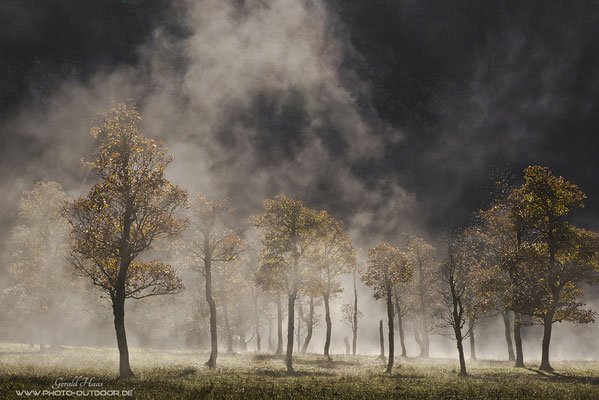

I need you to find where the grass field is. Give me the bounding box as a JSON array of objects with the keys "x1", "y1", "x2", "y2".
[{"x1": 1, "y1": 343, "x2": 599, "y2": 399}]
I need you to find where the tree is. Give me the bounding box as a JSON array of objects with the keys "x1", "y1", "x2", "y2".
[
  {"x1": 340, "y1": 302, "x2": 363, "y2": 355},
  {"x1": 67, "y1": 101, "x2": 187, "y2": 378},
  {"x1": 350, "y1": 262, "x2": 361, "y2": 356},
  {"x1": 7, "y1": 181, "x2": 71, "y2": 350},
  {"x1": 401, "y1": 236, "x2": 440, "y2": 358},
  {"x1": 438, "y1": 238, "x2": 469, "y2": 376},
  {"x1": 438, "y1": 230, "x2": 490, "y2": 376},
  {"x1": 299, "y1": 287, "x2": 322, "y2": 354},
  {"x1": 254, "y1": 257, "x2": 287, "y2": 355},
  {"x1": 477, "y1": 199, "x2": 531, "y2": 367},
  {"x1": 189, "y1": 195, "x2": 246, "y2": 368},
  {"x1": 362, "y1": 243, "x2": 412, "y2": 373},
  {"x1": 392, "y1": 284, "x2": 408, "y2": 357},
  {"x1": 254, "y1": 194, "x2": 321, "y2": 373},
  {"x1": 310, "y1": 212, "x2": 356, "y2": 361},
  {"x1": 509, "y1": 166, "x2": 599, "y2": 371}
]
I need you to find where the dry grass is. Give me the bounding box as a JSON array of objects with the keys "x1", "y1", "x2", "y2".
[{"x1": 1, "y1": 343, "x2": 599, "y2": 399}]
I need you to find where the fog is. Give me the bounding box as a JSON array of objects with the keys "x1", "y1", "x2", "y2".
[{"x1": 1, "y1": 0, "x2": 599, "y2": 366}]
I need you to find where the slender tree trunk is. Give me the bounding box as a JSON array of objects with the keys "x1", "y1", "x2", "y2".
[
  {"x1": 352, "y1": 272, "x2": 358, "y2": 356},
  {"x1": 344, "y1": 337, "x2": 350, "y2": 355},
  {"x1": 324, "y1": 292, "x2": 332, "y2": 361},
  {"x1": 239, "y1": 314, "x2": 247, "y2": 352},
  {"x1": 285, "y1": 253, "x2": 301, "y2": 374},
  {"x1": 114, "y1": 200, "x2": 134, "y2": 379},
  {"x1": 301, "y1": 296, "x2": 314, "y2": 354},
  {"x1": 394, "y1": 301, "x2": 407, "y2": 357},
  {"x1": 420, "y1": 318, "x2": 430, "y2": 358},
  {"x1": 386, "y1": 288, "x2": 395, "y2": 373},
  {"x1": 268, "y1": 314, "x2": 274, "y2": 352},
  {"x1": 221, "y1": 282, "x2": 233, "y2": 354},
  {"x1": 539, "y1": 312, "x2": 554, "y2": 372},
  {"x1": 255, "y1": 297, "x2": 261, "y2": 352},
  {"x1": 276, "y1": 294, "x2": 283, "y2": 355},
  {"x1": 172, "y1": 297, "x2": 179, "y2": 342},
  {"x1": 540, "y1": 248, "x2": 557, "y2": 372},
  {"x1": 418, "y1": 262, "x2": 430, "y2": 358},
  {"x1": 112, "y1": 293, "x2": 134, "y2": 378},
  {"x1": 502, "y1": 311, "x2": 515, "y2": 362},
  {"x1": 455, "y1": 326, "x2": 467, "y2": 376},
  {"x1": 285, "y1": 289, "x2": 297, "y2": 373},
  {"x1": 205, "y1": 258, "x2": 218, "y2": 369},
  {"x1": 414, "y1": 329, "x2": 423, "y2": 356},
  {"x1": 514, "y1": 313, "x2": 524, "y2": 368},
  {"x1": 256, "y1": 328, "x2": 261, "y2": 352},
  {"x1": 468, "y1": 317, "x2": 476, "y2": 360},
  {"x1": 379, "y1": 319, "x2": 385, "y2": 360},
  {"x1": 296, "y1": 303, "x2": 301, "y2": 353}
]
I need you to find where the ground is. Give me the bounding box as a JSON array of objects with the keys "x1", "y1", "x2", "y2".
[{"x1": 1, "y1": 343, "x2": 598, "y2": 399}]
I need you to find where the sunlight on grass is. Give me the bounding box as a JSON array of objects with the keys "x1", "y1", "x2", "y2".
[{"x1": 1, "y1": 343, "x2": 599, "y2": 399}]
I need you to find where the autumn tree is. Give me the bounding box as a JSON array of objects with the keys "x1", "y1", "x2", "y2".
[
  {"x1": 189, "y1": 195, "x2": 246, "y2": 368},
  {"x1": 509, "y1": 166, "x2": 599, "y2": 371},
  {"x1": 400, "y1": 236, "x2": 440, "y2": 358},
  {"x1": 362, "y1": 243, "x2": 412, "y2": 373},
  {"x1": 67, "y1": 101, "x2": 187, "y2": 378},
  {"x1": 254, "y1": 195, "x2": 321, "y2": 373},
  {"x1": 254, "y1": 257, "x2": 287, "y2": 355},
  {"x1": 7, "y1": 181, "x2": 71, "y2": 350},
  {"x1": 310, "y1": 212, "x2": 356, "y2": 361},
  {"x1": 477, "y1": 200, "x2": 532, "y2": 366}
]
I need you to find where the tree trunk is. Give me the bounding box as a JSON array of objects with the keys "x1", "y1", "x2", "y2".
[
  {"x1": 502, "y1": 311, "x2": 515, "y2": 362},
  {"x1": 301, "y1": 296, "x2": 314, "y2": 354},
  {"x1": 540, "y1": 247, "x2": 557, "y2": 372},
  {"x1": 276, "y1": 295, "x2": 283, "y2": 355},
  {"x1": 285, "y1": 289, "x2": 297, "y2": 373},
  {"x1": 239, "y1": 316, "x2": 247, "y2": 352},
  {"x1": 205, "y1": 258, "x2": 218, "y2": 369},
  {"x1": 418, "y1": 262, "x2": 430, "y2": 358},
  {"x1": 114, "y1": 202, "x2": 134, "y2": 379},
  {"x1": 539, "y1": 312, "x2": 554, "y2": 372},
  {"x1": 386, "y1": 288, "x2": 395, "y2": 373},
  {"x1": 256, "y1": 328, "x2": 261, "y2": 352},
  {"x1": 268, "y1": 315, "x2": 274, "y2": 352},
  {"x1": 456, "y1": 327, "x2": 467, "y2": 376},
  {"x1": 324, "y1": 293, "x2": 332, "y2": 361},
  {"x1": 352, "y1": 272, "x2": 358, "y2": 356},
  {"x1": 379, "y1": 319, "x2": 385, "y2": 360},
  {"x1": 344, "y1": 336, "x2": 350, "y2": 355},
  {"x1": 420, "y1": 318, "x2": 430, "y2": 358},
  {"x1": 514, "y1": 313, "x2": 524, "y2": 368},
  {"x1": 112, "y1": 294, "x2": 134, "y2": 378},
  {"x1": 394, "y1": 301, "x2": 407, "y2": 357},
  {"x1": 221, "y1": 284, "x2": 233, "y2": 354},
  {"x1": 254, "y1": 296, "x2": 261, "y2": 351},
  {"x1": 296, "y1": 304, "x2": 301, "y2": 353},
  {"x1": 414, "y1": 329, "x2": 423, "y2": 356},
  {"x1": 468, "y1": 317, "x2": 476, "y2": 360}
]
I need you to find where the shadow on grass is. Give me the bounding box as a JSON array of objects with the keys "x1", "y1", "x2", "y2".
[
  {"x1": 254, "y1": 369, "x2": 336, "y2": 378},
  {"x1": 525, "y1": 367, "x2": 599, "y2": 385},
  {"x1": 252, "y1": 354, "x2": 286, "y2": 361},
  {"x1": 380, "y1": 373, "x2": 427, "y2": 380},
  {"x1": 293, "y1": 358, "x2": 360, "y2": 369}
]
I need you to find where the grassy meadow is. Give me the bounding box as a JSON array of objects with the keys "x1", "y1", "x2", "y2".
[{"x1": 1, "y1": 343, "x2": 599, "y2": 399}]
